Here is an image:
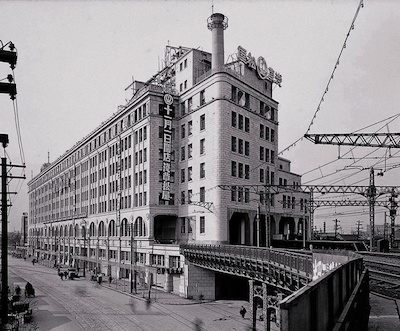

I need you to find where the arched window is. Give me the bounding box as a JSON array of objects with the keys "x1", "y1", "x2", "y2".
[
  {"x1": 60, "y1": 226, "x2": 63, "y2": 237},
  {"x1": 74, "y1": 224, "x2": 79, "y2": 237},
  {"x1": 64, "y1": 225, "x2": 68, "y2": 237},
  {"x1": 121, "y1": 218, "x2": 129, "y2": 237},
  {"x1": 109, "y1": 220, "x2": 116, "y2": 237},
  {"x1": 81, "y1": 226, "x2": 86, "y2": 238},
  {"x1": 134, "y1": 217, "x2": 146, "y2": 237},
  {"x1": 98, "y1": 221, "x2": 105, "y2": 237},
  {"x1": 69, "y1": 224, "x2": 73, "y2": 237},
  {"x1": 89, "y1": 222, "x2": 96, "y2": 237}
]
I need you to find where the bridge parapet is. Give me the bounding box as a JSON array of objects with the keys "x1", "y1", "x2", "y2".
[
  {"x1": 180, "y1": 244, "x2": 313, "y2": 292},
  {"x1": 280, "y1": 256, "x2": 367, "y2": 331}
]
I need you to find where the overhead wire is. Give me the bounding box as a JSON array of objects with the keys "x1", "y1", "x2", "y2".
[
  {"x1": 0, "y1": 44, "x2": 26, "y2": 219},
  {"x1": 303, "y1": 113, "x2": 400, "y2": 185},
  {"x1": 278, "y1": 0, "x2": 365, "y2": 157}
]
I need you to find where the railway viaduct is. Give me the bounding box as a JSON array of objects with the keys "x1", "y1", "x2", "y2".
[{"x1": 181, "y1": 244, "x2": 369, "y2": 331}]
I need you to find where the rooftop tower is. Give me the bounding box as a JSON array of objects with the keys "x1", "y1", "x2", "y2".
[{"x1": 207, "y1": 13, "x2": 228, "y2": 70}]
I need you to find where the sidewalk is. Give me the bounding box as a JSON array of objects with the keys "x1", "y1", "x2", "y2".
[
  {"x1": 100, "y1": 279, "x2": 204, "y2": 305},
  {"x1": 368, "y1": 293, "x2": 400, "y2": 330}
]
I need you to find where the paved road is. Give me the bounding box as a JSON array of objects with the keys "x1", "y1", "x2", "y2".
[{"x1": 8, "y1": 257, "x2": 274, "y2": 331}]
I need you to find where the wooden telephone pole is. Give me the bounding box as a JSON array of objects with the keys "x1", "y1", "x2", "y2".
[{"x1": 0, "y1": 41, "x2": 22, "y2": 328}]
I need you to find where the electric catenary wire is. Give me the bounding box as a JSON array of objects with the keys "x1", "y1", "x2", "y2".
[
  {"x1": 302, "y1": 113, "x2": 400, "y2": 184},
  {"x1": 10, "y1": 64, "x2": 25, "y2": 165},
  {"x1": 278, "y1": 0, "x2": 364, "y2": 157}
]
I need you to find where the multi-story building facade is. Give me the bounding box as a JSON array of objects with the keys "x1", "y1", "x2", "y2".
[{"x1": 27, "y1": 13, "x2": 309, "y2": 299}]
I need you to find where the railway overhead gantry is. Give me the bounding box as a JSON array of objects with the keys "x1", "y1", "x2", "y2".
[
  {"x1": 304, "y1": 132, "x2": 400, "y2": 249},
  {"x1": 219, "y1": 181, "x2": 400, "y2": 251}
]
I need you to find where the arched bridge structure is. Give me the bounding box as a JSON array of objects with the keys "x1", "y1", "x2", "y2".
[{"x1": 180, "y1": 244, "x2": 313, "y2": 293}]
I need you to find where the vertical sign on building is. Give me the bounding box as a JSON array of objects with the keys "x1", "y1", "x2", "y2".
[
  {"x1": 161, "y1": 93, "x2": 174, "y2": 201},
  {"x1": 116, "y1": 135, "x2": 122, "y2": 226}
]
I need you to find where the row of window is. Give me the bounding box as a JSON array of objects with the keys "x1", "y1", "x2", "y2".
[
  {"x1": 259, "y1": 124, "x2": 275, "y2": 143},
  {"x1": 179, "y1": 59, "x2": 188, "y2": 71},
  {"x1": 231, "y1": 85, "x2": 276, "y2": 121},
  {"x1": 231, "y1": 111, "x2": 250, "y2": 132},
  {"x1": 179, "y1": 90, "x2": 206, "y2": 116},
  {"x1": 281, "y1": 196, "x2": 308, "y2": 212},
  {"x1": 259, "y1": 146, "x2": 275, "y2": 164},
  {"x1": 31, "y1": 121, "x2": 148, "y2": 192},
  {"x1": 180, "y1": 187, "x2": 206, "y2": 204},
  {"x1": 259, "y1": 168, "x2": 275, "y2": 184},
  {"x1": 180, "y1": 163, "x2": 206, "y2": 183},
  {"x1": 231, "y1": 136, "x2": 250, "y2": 156},
  {"x1": 231, "y1": 161, "x2": 250, "y2": 179}
]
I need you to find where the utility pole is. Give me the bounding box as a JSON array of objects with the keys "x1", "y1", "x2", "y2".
[
  {"x1": 1, "y1": 148, "x2": 8, "y2": 327},
  {"x1": 356, "y1": 220, "x2": 363, "y2": 240},
  {"x1": 333, "y1": 219, "x2": 340, "y2": 239},
  {"x1": 383, "y1": 212, "x2": 387, "y2": 240},
  {"x1": 367, "y1": 167, "x2": 376, "y2": 250},
  {"x1": 1, "y1": 41, "x2": 18, "y2": 328},
  {"x1": 255, "y1": 201, "x2": 260, "y2": 247},
  {"x1": 389, "y1": 189, "x2": 397, "y2": 248}
]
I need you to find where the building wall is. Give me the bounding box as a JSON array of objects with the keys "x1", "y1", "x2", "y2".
[{"x1": 185, "y1": 264, "x2": 216, "y2": 300}]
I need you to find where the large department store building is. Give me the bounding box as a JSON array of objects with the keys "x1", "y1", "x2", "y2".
[{"x1": 28, "y1": 13, "x2": 309, "y2": 299}]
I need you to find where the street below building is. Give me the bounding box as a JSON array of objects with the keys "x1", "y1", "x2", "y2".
[{"x1": 7, "y1": 256, "x2": 276, "y2": 331}]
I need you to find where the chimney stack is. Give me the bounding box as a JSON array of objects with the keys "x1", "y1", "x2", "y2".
[{"x1": 207, "y1": 13, "x2": 228, "y2": 70}]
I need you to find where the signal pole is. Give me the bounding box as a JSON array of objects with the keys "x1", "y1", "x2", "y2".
[
  {"x1": 1, "y1": 146, "x2": 8, "y2": 327},
  {"x1": 0, "y1": 40, "x2": 20, "y2": 328}
]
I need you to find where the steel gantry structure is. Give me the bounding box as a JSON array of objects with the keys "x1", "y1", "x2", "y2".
[
  {"x1": 219, "y1": 180, "x2": 400, "y2": 251},
  {"x1": 304, "y1": 133, "x2": 400, "y2": 148},
  {"x1": 304, "y1": 132, "x2": 400, "y2": 250}
]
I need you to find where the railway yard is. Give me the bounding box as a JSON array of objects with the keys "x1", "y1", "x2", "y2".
[{"x1": 361, "y1": 252, "x2": 400, "y2": 299}]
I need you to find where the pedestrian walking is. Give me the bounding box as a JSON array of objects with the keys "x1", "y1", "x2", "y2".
[
  {"x1": 108, "y1": 275, "x2": 112, "y2": 285},
  {"x1": 145, "y1": 298, "x2": 151, "y2": 310},
  {"x1": 240, "y1": 306, "x2": 247, "y2": 318},
  {"x1": 64, "y1": 271, "x2": 68, "y2": 280}
]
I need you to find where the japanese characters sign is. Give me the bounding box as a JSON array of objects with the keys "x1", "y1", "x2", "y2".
[
  {"x1": 161, "y1": 93, "x2": 174, "y2": 201},
  {"x1": 237, "y1": 45, "x2": 282, "y2": 87}
]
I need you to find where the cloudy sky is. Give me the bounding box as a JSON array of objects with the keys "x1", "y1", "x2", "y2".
[{"x1": 1, "y1": 0, "x2": 399, "y2": 235}]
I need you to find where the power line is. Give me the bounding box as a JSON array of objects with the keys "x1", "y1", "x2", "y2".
[{"x1": 279, "y1": 0, "x2": 365, "y2": 156}]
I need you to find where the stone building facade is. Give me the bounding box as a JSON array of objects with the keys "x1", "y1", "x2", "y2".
[{"x1": 27, "y1": 13, "x2": 309, "y2": 298}]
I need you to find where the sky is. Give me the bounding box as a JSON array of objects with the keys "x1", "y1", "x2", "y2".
[{"x1": 1, "y1": 0, "x2": 400, "y2": 235}]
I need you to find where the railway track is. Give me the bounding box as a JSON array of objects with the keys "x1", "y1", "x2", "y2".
[{"x1": 360, "y1": 253, "x2": 400, "y2": 299}]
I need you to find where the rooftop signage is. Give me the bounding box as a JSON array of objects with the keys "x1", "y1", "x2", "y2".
[
  {"x1": 237, "y1": 45, "x2": 282, "y2": 87},
  {"x1": 161, "y1": 93, "x2": 174, "y2": 201}
]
